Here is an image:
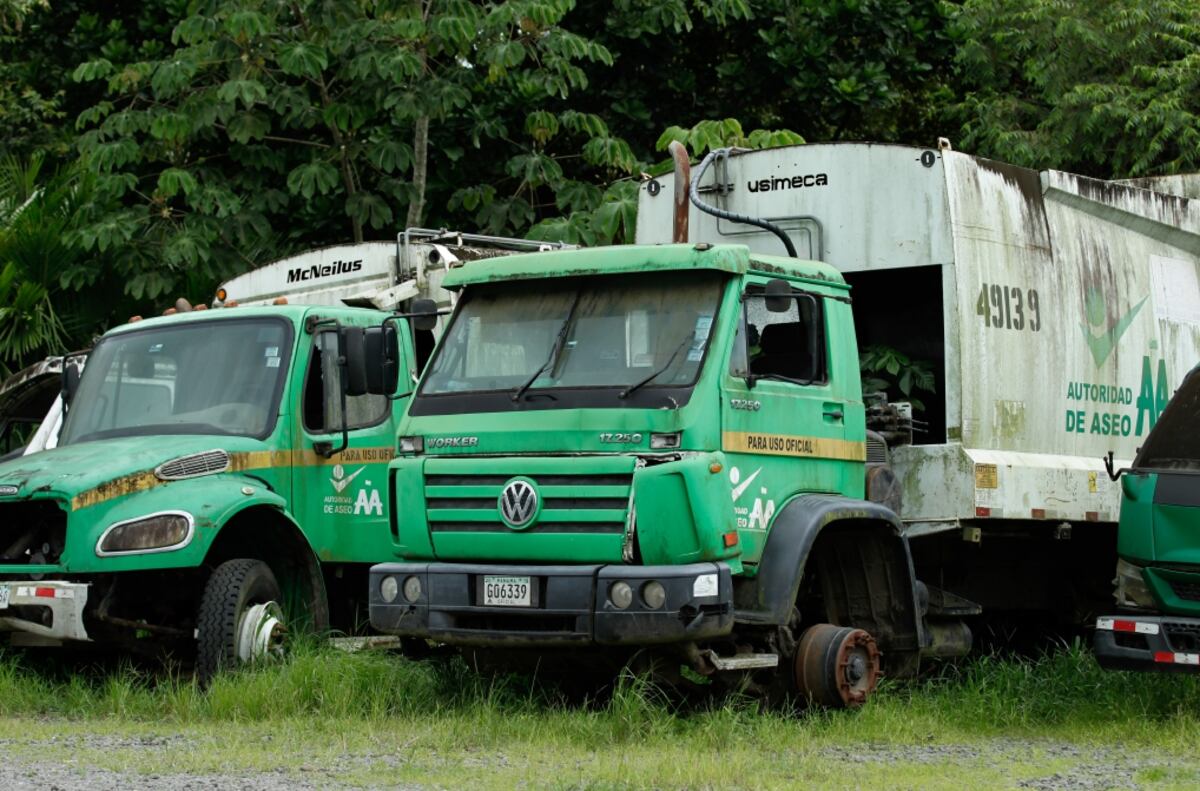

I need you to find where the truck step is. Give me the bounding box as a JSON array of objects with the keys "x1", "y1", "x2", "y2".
[{"x1": 703, "y1": 650, "x2": 779, "y2": 671}]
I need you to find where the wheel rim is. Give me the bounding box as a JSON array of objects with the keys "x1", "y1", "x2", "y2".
[
  {"x1": 794, "y1": 624, "x2": 881, "y2": 708},
  {"x1": 234, "y1": 601, "x2": 287, "y2": 664}
]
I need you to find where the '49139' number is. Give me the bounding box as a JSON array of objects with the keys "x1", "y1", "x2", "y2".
[{"x1": 977, "y1": 284, "x2": 1041, "y2": 331}]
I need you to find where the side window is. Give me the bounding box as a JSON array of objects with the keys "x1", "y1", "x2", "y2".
[
  {"x1": 302, "y1": 333, "x2": 389, "y2": 433},
  {"x1": 730, "y1": 289, "x2": 827, "y2": 384}
]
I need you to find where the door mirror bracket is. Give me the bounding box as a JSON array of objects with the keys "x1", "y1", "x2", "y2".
[{"x1": 1104, "y1": 450, "x2": 1129, "y2": 482}]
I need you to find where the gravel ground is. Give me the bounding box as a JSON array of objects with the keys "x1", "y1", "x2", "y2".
[
  {"x1": 822, "y1": 739, "x2": 1169, "y2": 790},
  {"x1": 0, "y1": 734, "x2": 1180, "y2": 789},
  {"x1": 0, "y1": 763, "x2": 322, "y2": 791},
  {"x1": 0, "y1": 735, "x2": 318, "y2": 790}
]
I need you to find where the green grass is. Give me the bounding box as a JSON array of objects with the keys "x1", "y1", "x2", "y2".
[{"x1": 1, "y1": 644, "x2": 1199, "y2": 789}]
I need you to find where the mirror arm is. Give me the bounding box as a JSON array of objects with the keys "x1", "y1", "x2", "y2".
[
  {"x1": 1104, "y1": 450, "x2": 1129, "y2": 482},
  {"x1": 314, "y1": 320, "x2": 351, "y2": 459},
  {"x1": 391, "y1": 307, "x2": 452, "y2": 320}
]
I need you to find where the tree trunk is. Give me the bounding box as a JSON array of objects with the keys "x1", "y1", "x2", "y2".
[
  {"x1": 406, "y1": 115, "x2": 429, "y2": 229},
  {"x1": 340, "y1": 152, "x2": 363, "y2": 243}
]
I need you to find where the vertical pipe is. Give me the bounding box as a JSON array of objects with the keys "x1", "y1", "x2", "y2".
[{"x1": 668, "y1": 140, "x2": 691, "y2": 243}]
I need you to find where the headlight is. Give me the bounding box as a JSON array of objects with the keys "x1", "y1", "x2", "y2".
[
  {"x1": 399, "y1": 436, "x2": 424, "y2": 453},
  {"x1": 402, "y1": 575, "x2": 422, "y2": 602},
  {"x1": 610, "y1": 581, "x2": 633, "y2": 610},
  {"x1": 1114, "y1": 558, "x2": 1155, "y2": 609},
  {"x1": 380, "y1": 575, "x2": 399, "y2": 603},
  {"x1": 97, "y1": 512, "x2": 193, "y2": 555},
  {"x1": 641, "y1": 580, "x2": 666, "y2": 609}
]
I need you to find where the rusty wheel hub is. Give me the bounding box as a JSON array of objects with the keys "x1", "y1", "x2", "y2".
[{"x1": 793, "y1": 624, "x2": 882, "y2": 708}]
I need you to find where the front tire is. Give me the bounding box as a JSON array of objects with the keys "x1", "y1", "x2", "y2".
[{"x1": 197, "y1": 559, "x2": 287, "y2": 687}]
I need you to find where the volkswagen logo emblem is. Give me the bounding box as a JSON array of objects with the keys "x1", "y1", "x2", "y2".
[{"x1": 498, "y1": 479, "x2": 539, "y2": 529}]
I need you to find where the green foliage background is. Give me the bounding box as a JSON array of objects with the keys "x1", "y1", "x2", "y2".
[{"x1": 2, "y1": 0, "x2": 1199, "y2": 372}]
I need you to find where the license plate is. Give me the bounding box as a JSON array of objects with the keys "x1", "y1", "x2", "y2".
[
  {"x1": 0, "y1": 585, "x2": 9, "y2": 610},
  {"x1": 483, "y1": 576, "x2": 532, "y2": 607}
]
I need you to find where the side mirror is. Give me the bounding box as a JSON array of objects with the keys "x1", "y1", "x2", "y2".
[
  {"x1": 61, "y1": 360, "x2": 81, "y2": 406},
  {"x1": 764, "y1": 278, "x2": 793, "y2": 313},
  {"x1": 410, "y1": 298, "x2": 438, "y2": 332},
  {"x1": 363, "y1": 325, "x2": 399, "y2": 395},
  {"x1": 339, "y1": 325, "x2": 369, "y2": 397}
]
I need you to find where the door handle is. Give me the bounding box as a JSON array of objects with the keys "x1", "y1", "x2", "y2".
[{"x1": 822, "y1": 406, "x2": 844, "y2": 422}]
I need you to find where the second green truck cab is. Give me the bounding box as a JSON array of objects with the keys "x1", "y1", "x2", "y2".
[
  {"x1": 0, "y1": 304, "x2": 417, "y2": 680},
  {"x1": 370, "y1": 243, "x2": 970, "y2": 706},
  {"x1": 0, "y1": 229, "x2": 540, "y2": 682},
  {"x1": 1095, "y1": 366, "x2": 1200, "y2": 671}
]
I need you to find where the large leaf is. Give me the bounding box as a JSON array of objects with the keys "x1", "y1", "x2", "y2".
[
  {"x1": 217, "y1": 79, "x2": 268, "y2": 109},
  {"x1": 157, "y1": 167, "x2": 198, "y2": 198},
  {"x1": 286, "y1": 160, "x2": 340, "y2": 200},
  {"x1": 345, "y1": 191, "x2": 394, "y2": 229},
  {"x1": 277, "y1": 43, "x2": 329, "y2": 80},
  {"x1": 226, "y1": 112, "x2": 270, "y2": 143}
]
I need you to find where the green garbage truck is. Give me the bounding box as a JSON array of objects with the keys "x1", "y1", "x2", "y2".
[
  {"x1": 0, "y1": 230, "x2": 544, "y2": 681},
  {"x1": 369, "y1": 240, "x2": 956, "y2": 706},
  {"x1": 1094, "y1": 365, "x2": 1200, "y2": 672}
]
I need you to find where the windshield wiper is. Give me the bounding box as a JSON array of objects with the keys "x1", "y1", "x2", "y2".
[
  {"x1": 511, "y1": 290, "x2": 584, "y2": 402},
  {"x1": 619, "y1": 334, "x2": 692, "y2": 399}
]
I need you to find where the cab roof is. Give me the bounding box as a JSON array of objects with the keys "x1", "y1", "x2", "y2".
[
  {"x1": 440, "y1": 243, "x2": 847, "y2": 290},
  {"x1": 101, "y1": 303, "x2": 389, "y2": 338}
]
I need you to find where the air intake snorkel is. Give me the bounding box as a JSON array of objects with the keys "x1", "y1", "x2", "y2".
[{"x1": 688, "y1": 147, "x2": 799, "y2": 258}]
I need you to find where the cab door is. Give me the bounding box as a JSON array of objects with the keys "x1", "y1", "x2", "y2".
[
  {"x1": 292, "y1": 319, "x2": 413, "y2": 564},
  {"x1": 719, "y1": 281, "x2": 861, "y2": 568}
]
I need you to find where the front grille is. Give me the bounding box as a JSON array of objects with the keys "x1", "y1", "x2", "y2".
[
  {"x1": 424, "y1": 469, "x2": 633, "y2": 536},
  {"x1": 155, "y1": 449, "x2": 230, "y2": 480},
  {"x1": 0, "y1": 500, "x2": 67, "y2": 565},
  {"x1": 429, "y1": 522, "x2": 626, "y2": 534},
  {"x1": 866, "y1": 431, "x2": 888, "y2": 465},
  {"x1": 1169, "y1": 580, "x2": 1200, "y2": 602},
  {"x1": 425, "y1": 474, "x2": 631, "y2": 487}
]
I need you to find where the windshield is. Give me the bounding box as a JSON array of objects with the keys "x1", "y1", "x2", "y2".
[
  {"x1": 420, "y1": 272, "x2": 724, "y2": 399},
  {"x1": 1133, "y1": 367, "x2": 1200, "y2": 472},
  {"x1": 60, "y1": 319, "x2": 292, "y2": 444}
]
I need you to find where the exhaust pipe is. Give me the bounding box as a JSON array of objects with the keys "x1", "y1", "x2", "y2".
[{"x1": 668, "y1": 140, "x2": 690, "y2": 243}]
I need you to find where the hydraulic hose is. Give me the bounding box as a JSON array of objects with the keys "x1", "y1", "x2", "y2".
[{"x1": 689, "y1": 148, "x2": 798, "y2": 258}]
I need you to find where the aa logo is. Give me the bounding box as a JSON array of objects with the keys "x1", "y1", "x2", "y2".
[{"x1": 354, "y1": 487, "x2": 383, "y2": 516}]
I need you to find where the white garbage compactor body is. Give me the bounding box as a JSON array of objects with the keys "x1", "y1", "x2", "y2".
[{"x1": 637, "y1": 143, "x2": 1200, "y2": 541}]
